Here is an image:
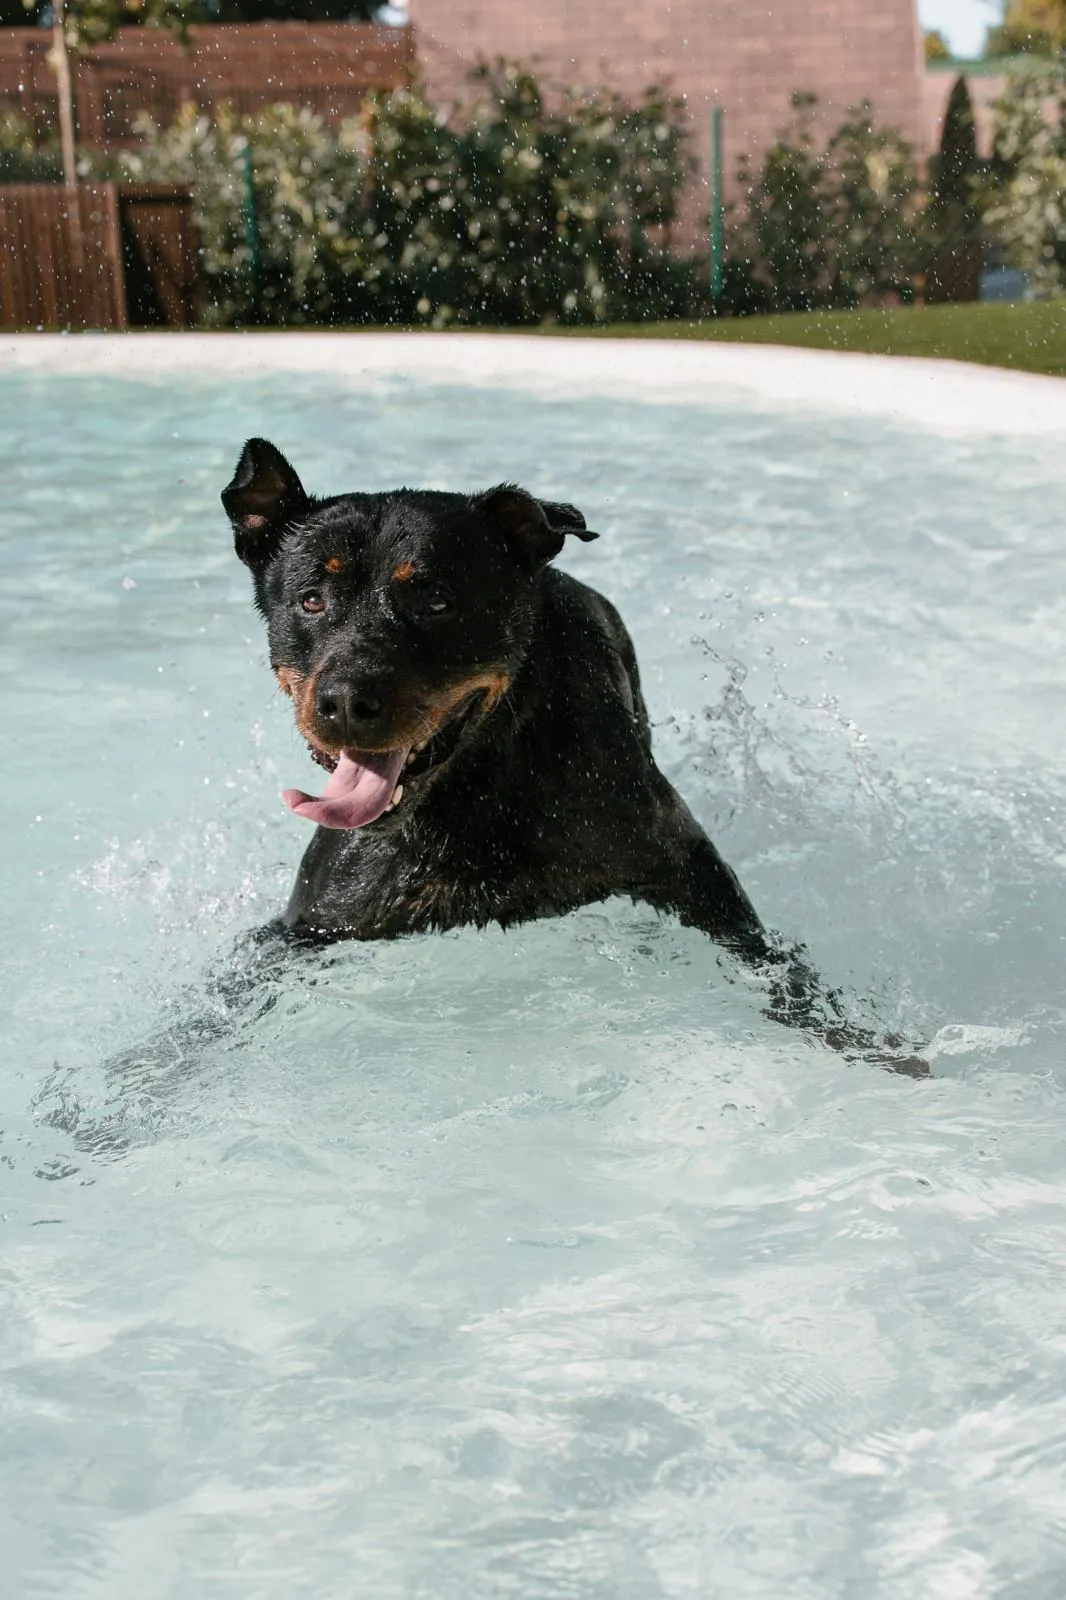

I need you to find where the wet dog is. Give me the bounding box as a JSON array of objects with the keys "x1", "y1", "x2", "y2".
[{"x1": 223, "y1": 438, "x2": 924, "y2": 1071}]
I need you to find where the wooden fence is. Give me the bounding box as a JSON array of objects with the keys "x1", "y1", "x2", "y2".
[
  {"x1": 0, "y1": 183, "x2": 197, "y2": 329},
  {"x1": 0, "y1": 23, "x2": 414, "y2": 149}
]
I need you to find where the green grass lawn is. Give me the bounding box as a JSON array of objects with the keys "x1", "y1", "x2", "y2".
[{"x1": 550, "y1": 302, "x2": 1066, "y2": 378}]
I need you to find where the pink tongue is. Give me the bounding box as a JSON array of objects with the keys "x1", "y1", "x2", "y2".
[{"x1": 283, "y1": 748, "x2": 409, "y2": 830}]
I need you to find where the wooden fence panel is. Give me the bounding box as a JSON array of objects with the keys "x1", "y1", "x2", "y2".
[
  {"x1": 0, "y1": 24, "x2": 414, "y2": 149},
  {"x1": 0, "y1": 183, "x2": 196, "y2": 328},
  {"x1": 119, "y1": 186, "x2": 197, "y2": 327},
  {"x1": 0, "y1": 184, "x2": 127, "y2": 329}
]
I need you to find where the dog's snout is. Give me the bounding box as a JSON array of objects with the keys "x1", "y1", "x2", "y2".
[{"x1": 316, "y1": 672, "x2": 389, "y2": 741}]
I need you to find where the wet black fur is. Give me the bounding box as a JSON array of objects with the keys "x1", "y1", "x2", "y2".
[
  {"x1": 221, "y1": 438, "x2": 927, "y2": 1073},
  {"x1": 224, "y1": 436, "x2": 773, "y2": 954}
]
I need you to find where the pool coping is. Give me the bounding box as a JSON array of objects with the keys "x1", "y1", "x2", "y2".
[{"x1": 3, "y1": 330, "x2": 1066, "y2": 438}]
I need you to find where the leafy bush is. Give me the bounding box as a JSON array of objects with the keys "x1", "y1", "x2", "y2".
[
  {"x1": 364, "y1": 66, "x2": 694, "y2": 326},
  {"x1": 823, "y1": 103, "x2": 921, "y2": 304},
  {"x1": 105, "y1": 64, "x2": 696, "y2": 327},
  {"x1": 983, "y1": 57, "x2": 1066, "y2": 296},
  {"x1": 106, "y1": 101, "x2": 368, "y2": 325},
  {"x1": 72, "y1": 70, "x2": 985, "y2": 324},
  {"x1": 0, "y1": 109, "x2": 62, "y2": 183},
  {"x1": 726, "y1": 94, "x2": 920, "y2": 313}
]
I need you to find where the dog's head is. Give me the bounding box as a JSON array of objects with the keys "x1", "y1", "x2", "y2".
[{"x1": 222, "y1": 438, "x2": 597, "y2": 830}]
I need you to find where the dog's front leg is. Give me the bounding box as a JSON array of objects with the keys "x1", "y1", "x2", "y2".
[
  {"x1": 637, "y1": 817, "x2": 927, "y2": 1075},
  {"x1": 648, "y1": 831, "x2": 772, "y2": 962}
]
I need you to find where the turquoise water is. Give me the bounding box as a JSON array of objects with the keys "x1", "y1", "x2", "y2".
[{"x1": 3, "y1": 369, "x2": 1066, "y2": 1597}]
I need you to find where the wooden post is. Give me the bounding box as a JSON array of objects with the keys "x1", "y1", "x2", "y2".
[
  {"x1": 49, "y1": 0, "x2": 78, "y2": 191},
  {"x1": 103, "y1": 183, "x2": 128, "y2": 329}
]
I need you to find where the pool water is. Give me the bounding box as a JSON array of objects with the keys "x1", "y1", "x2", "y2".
[{"x1": 4, "y1": 356, "x2": 1066, "y2": 1597}]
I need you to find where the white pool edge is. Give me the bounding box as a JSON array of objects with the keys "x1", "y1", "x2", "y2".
[{"x1": 3, "y1": 330, "x2": 1066, "y2": 439}]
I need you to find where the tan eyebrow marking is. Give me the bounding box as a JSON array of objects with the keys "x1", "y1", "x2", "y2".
[
  {"x1": 324, "y1": 556, "x2": 343, "y2": 574},
  {"x1": 392, "y1": 561, "x2": 417, "y2": 582}
]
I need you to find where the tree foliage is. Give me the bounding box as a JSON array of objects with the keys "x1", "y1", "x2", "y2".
[
  {"x1": 924, "y1": 28, "x2": 952, "y2": 61},
  {"x1": 987, "y1": 0, "x2": 1066, "y2": 55},
  {"x1": 924, "y1": 76, "x2": 984, "y2": 301},
  {"x1": 42, "y1": 0, "x2": 198, "y2": 53}
]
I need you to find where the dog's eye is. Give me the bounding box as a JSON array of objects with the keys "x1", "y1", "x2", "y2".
[
  {"x1": 300, "y1": 591, "x2": 326, "y2": 614},
  {"x1": 425, "y1": 590, "x2": 453, "y2": 617}
]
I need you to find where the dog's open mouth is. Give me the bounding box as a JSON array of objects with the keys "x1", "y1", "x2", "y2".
[{"x1": 282, "y1": 691, "x2": 485, "y2": 830}]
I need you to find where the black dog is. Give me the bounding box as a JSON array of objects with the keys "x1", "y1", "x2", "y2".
[{"x1": 222, "y1": 438, "x2": 923, "y2": 1070}]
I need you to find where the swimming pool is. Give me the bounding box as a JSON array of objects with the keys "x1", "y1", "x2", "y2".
[{"x1": 4, "y1": 334, "x2": 1066, "y2": 1597}]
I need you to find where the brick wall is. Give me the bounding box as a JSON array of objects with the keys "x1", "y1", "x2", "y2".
[{"x1": 413, "y1": 0, "x2": 926, "y2": 245}]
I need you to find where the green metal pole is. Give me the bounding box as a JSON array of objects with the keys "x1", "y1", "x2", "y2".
[
  {"x1": 710, "y1": 105, "x2": 724, "y2": 311},
  {"x1": 241, "y1": 141, "x2": 261, "y2": 313}
]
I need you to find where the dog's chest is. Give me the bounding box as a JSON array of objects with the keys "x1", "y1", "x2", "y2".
[
  {"x1": 287, "y1": 797, "x2": 616, "y2": 939},
  {"x1": 362, "y1": 815, "x2": 578, "y2": 932}
]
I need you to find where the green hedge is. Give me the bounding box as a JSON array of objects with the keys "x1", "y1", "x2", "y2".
[
  {"x1": 722, "y1": 94, "x2": 922, "y2": 314},
  {"x1": 105, "y1": 77, "x2": 971, "y2": 327},
  {"x1": 7, "y1": 57, "x2": 1058, "y2": 326},
  {"x1": 108, "y1": 66, "x2": 698, "y2": 327}
]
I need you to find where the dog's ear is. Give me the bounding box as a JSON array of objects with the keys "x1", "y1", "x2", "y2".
[
  {"x1": 476, "y1": 485, "x2": 599, "y2": 567},
  {"x1": 222, "y1": 438, "x2": 309, "y2": 569}
]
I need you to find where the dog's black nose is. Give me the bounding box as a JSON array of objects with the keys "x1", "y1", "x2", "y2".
[{"x1": 316, "y1": 675, "x2": 387, "y2": 740}]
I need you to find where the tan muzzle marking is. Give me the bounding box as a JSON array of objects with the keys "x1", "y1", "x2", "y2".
[{"x1": 420, "y1": 670, "x2": 511, "y2": 739}]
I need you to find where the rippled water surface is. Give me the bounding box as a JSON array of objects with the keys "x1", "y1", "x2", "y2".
[{"x1": 3, "y1": 367, "x2": 1066, "y2": 1598}]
